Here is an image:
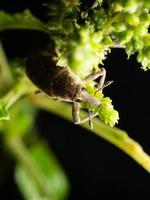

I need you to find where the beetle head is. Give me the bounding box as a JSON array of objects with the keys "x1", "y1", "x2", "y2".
[{"x1": 76, "y1": 87, "x2": 101, "y2": 107}]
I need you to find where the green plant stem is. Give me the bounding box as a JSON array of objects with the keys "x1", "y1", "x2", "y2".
[
  {"x1": 30, "y1": 95, "x2": 150, "y2": 173},
  {"x1": 0, "y1": 41, "x2": 14, "y2": 93},
  {"x1": 4, "y1": 81, "x2": 28, "y2": 110},
  {"x1": 1, "y1": 76, "x2": 35, "y2": 110},
  {"x1": 6, "y1": 137, "x2": 52, "y2": 199}
]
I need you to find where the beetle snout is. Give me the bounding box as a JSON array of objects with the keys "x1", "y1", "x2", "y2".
[
  {"x1": 82, "y1": 93, "x2": 101, "y2": 107},
  {"x1": 91, "y1": 96, "x2": 101, "y2": 107}
]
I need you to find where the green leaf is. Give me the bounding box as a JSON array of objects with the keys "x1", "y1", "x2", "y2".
[
  {"x1": 0, "y1": 100, "x2": 36, "y2": 137},
  {"x1": 0, "y1": 9, "x2": 48, "y2": 33},
  {"x1": 15, "y1": 142, "x2": 70, "y2": 200}
]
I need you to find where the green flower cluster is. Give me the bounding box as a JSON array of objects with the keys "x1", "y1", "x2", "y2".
[
  {"x1": 48, "y1": 2, "x2": 112, "y2": 77},
  {"x1": 110, "y1": 0, "x2": 150, "y2": 69},
  {"x1": 45, "y1": 0, "x2": 79, "y2": 33},
  {"x1": 48, "y1": 0, "x2": 150, "y2": 73},
  {"x1": 81, "y1": 82, "x2": 119, "y2": 127},
  {"x1": 98, "y1": 96, "x2": 119, "y2": 127},
  {"x1": 66, "y1": 27, "x2": 112, "y2": 78}
]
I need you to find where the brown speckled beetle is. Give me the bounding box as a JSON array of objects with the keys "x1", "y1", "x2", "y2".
[{"x1": 26, "y1": 53, "x2": 110, "y2": 128}]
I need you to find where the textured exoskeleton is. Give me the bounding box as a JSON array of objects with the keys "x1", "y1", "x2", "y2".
[{"x1": 26, "y1": 53, "x2": 110, "y2": 127}]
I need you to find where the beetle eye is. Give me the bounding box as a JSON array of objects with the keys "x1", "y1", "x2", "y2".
[{"x1": 81, "y1": 87, "x2": 87, "y2": 92}]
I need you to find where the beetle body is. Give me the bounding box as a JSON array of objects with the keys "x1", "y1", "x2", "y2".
[{"x1": 26, "y1": 54, "x2": 100, "y2": 106}]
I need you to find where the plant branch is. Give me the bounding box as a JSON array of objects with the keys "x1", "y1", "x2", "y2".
[
  {"x1": 1, "y1": 76, "x2": 35, "y2": 110},
  {"x1": 4, "y1": 80, "x2": 28, "y2": 110},
  {"x1": 0, "y1": 41, "x2": 14, "y2": 84},
  {"x1": 30, "y1": 95, "x2": 150, "y2": 173}
]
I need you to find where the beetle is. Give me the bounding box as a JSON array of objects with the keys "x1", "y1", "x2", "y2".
[{"x1": 26, "y1": 53, "x2": 111, "y2": 128}]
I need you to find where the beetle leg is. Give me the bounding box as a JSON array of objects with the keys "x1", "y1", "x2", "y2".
[
  {"x1": 72, "y1": 102, "x2": 80, "y2": 124},
  {"x1": 83, "y1": 68, "x2": 106, "y2": 84},
  {"x1": 72, "y1": 102, "x2": 98, "y2": 128},
  {"x1": 96, "y1": 68, "x2": 106, "y2": 91},
  {"x1": 83, "y1": 68, "x2": 113, "y2": 94},
  {"x1": 88, "y1": 110, "x2": 94, "y2": 129},
  {"x1": 79, "y1": 111, "x2": 98, "y2": 126},
  {"x1": 35, "y1": 90, "x2": 42, "y2": 94},
  {"x1": 35, "y1": 90, "x2": 45, "y2": 95},
  {"x1": 95, "y1": 68, "x2": 113, "y2": 93}
]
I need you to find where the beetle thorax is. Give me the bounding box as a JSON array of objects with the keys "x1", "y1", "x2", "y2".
[{"x1": 52, "y1": 67, "x2": 83, "y2": 102}]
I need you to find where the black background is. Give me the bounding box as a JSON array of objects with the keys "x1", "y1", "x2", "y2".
[{"x1": 0, "y1": 1, "x2": 150, "y2": 199}]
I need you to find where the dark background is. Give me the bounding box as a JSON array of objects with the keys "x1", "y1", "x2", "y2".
[{"x1": 0, "y1": 1, "x2": 150, "y2": 199}]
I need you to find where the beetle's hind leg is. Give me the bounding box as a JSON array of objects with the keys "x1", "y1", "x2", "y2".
[
  {"x1": 72, "y1": 102, "x2": 98, "y2": 128},
  {"x1": 35, "y1": 90, "x2": 46, "y2": 96}
]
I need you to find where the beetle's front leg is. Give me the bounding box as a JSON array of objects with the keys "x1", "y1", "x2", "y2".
[
  {"x1": 83, "y1": 68, "x2": 106, "y2": 85},
  {"x1": 83, "y1": 68, "x2": 113, "y2": 94},
  {"x1": 72, "y1": 102, "x2": 98, "y2": 128},
  {"x1": 72, "y1": 102, "x2": 80, "y2": 124}
]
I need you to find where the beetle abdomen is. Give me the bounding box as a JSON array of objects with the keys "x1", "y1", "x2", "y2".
[
  {"x1": 26, "y1": 53, "x2": 65, "y2": 96},
  {"x1": 52, "y1": 67, "x2": 80, "y2": 100},
  {"x1": 26, "y1": 53, "x2": 82, "y2": 101}
]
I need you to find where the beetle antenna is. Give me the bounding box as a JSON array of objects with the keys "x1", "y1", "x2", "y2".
[{"x1": 94, "y1": 80, "x2": 113, "y2": 96}]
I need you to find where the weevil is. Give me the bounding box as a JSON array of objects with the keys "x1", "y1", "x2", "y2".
[{"x1": 26, "y1": 53, "x2": 111, "y2": 128}]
